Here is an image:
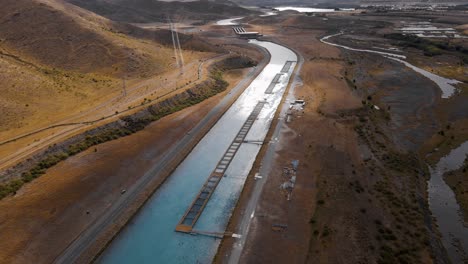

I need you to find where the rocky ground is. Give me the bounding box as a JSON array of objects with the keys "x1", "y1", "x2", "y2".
[{"x1": 218, "y1": 9, "x2": 467, "y2": 264}]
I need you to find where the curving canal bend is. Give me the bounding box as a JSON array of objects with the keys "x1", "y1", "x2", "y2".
[{"x1": 98, "y1": 40, "x2": 297, "y2": 263}]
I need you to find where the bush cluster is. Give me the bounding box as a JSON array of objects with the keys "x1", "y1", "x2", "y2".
[{"x1": 385, "y1": 33, "x2": 468, "y2": 61}]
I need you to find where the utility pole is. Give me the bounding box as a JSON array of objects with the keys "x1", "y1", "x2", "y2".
[
  {"x1": 118, "y1": 42, "x2": 128, "y2": 98},
  {"x1": 122, "y1": 76, "x2": 127, "y2": 97}
]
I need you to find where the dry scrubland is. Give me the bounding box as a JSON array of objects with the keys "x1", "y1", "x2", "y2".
[
  {"x1": 0, "y1": 0, "x2": 226, "y2": 137},
  {"x1": 219, "y1": 9, "x2": 467, "y2": 264}
]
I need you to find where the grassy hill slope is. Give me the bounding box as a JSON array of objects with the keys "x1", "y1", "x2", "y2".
[
  {"x1": 66, "y1": 0, "x2": 255, "y2": 23},
  {"x1": 0, "y1": 0, "x2": 217, "y2": 140}
]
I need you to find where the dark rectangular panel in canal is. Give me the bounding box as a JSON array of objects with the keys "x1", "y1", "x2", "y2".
[{"x1": 175, "y1": 101, "x2": 266, "y2": 233}]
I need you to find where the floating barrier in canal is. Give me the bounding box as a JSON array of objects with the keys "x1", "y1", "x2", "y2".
[
  {"x1": 176, "y1": 101, "x2": 266, "y2": 233},
  {"x1": 266, "y1": 61, "x2": 296, "y2": 94},
  {"x1": 265, "y1": 73, "x2": 282, "y2": 94},
  {"x1": 281, "y1": 61, "x2": 295, "y2": 73}
]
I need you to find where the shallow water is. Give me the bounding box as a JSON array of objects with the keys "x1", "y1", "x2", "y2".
[
  {"x1": 260, "y1": 11, "x2": 278, "y2": 17},
  {"x1": 99, "y1": 41, "x2": 297, "y2": 264},
  {"x1": 321, "y1": 31, "x2": 468, "y2": 261},
  {"x1": 321, "y1": 33, "x2": 461, "y2": 98},
  {"x1": 397, "y1": 22, "x2": 463, "y2": 39},
  {"x1": 386, "y1": 57, "x2": 461, "y2": 98},
  {"x1": 216, "y1": 17, "x2": 243, "y2": 26},
  {"x1": 275, "y1": 6, "x2": 336, "y2": 13},
  {"x1": 399, "y1": 27, "x2": 455, "y2": 31},
  {"x1": 428, "y1": 141, "x2": 468, "y2": 263}
]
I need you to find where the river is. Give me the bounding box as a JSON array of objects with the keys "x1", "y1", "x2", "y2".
[
  {"x1": 275, "y1": 6, "x2": 336, "y2": 13},
  {"x1": 321, "y1": 33, "x2": 461, "y2": 98},
  {"x1": 216, "y1": 17, "x2": 244, "y2": 26},
  {"x1": 429, "y1": 141, "x2": 468, "y2": 263},
  {"x1": 99, "y1": 41, "x2": 297, "y2": 263}
]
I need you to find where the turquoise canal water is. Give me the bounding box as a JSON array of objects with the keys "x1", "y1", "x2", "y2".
[{"x1": 99, "y1": 41, "x2": 297, "y2": 263}]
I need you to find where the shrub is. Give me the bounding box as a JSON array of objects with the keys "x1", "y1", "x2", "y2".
[{"x1": 0, "y1": 179, "x2": 25, "y2": 199}]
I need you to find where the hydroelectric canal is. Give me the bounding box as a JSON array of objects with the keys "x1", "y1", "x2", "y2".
[{"x1": 99, "y1": 40, "x2": 298, "y2": 263}]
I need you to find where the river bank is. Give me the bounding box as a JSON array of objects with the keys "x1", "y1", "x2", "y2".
[
  {"x1": 318, "y1": 11, "x2": 468, "y2": 264},
  {"x1": 429, "y1": 141, "x2": 468, "y2": 263}
]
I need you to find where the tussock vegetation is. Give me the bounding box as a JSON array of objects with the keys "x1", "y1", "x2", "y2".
[
  {"x1": 0, "y1": 77, "x2": 227, "y2": 199},
  {"x1": 0, "y1": 56, "x2": 256, "y2": 200},
  {"x1": 215, "y1": 56, "x2": 257, "y2": 71},
  {"x1": 308, "y1": 101, "x2": 433, "y2": 263},
  {"x1": 385, "y1": 33, "x2": 468, "y2": 62}
]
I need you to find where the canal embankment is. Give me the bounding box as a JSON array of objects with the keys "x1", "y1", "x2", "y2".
[{"x1": 98, "y1": 41, "x2": 297, "y2": 264}]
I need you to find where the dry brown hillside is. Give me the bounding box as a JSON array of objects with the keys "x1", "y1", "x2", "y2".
[
  {"x1": 0, "y1": 0, "x2": 217, "y2": 153},
  {"x1": 0, "y1": 0, "x2": 172, "y2": 77}
]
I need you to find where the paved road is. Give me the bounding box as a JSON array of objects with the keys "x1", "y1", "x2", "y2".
[
  {"x1": 53, "y1": 44, "x2": 270, "y2": 264},
  {"x1": 227, "y1": 49, "x2": 304, "y2": 264}
]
